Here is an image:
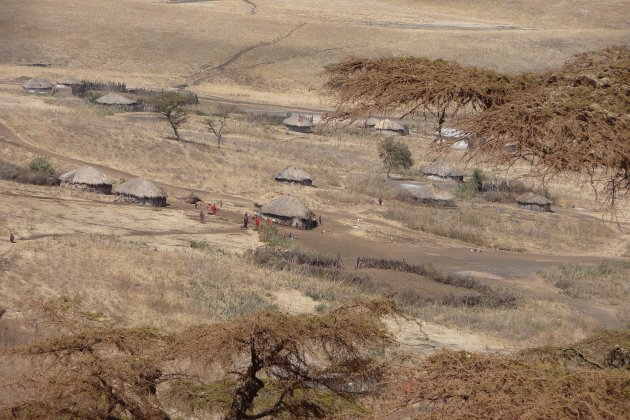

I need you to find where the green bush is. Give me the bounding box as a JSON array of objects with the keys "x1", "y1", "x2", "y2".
[
  {"x1": 29, "y1": 156, "x2": 54, "y2": 174},
  {"x1": 377, "y1": 138, "x2": 414, "y2": 177},
  {"x1": 257, "y1": 225, "x2": 290, "y2": 248}
]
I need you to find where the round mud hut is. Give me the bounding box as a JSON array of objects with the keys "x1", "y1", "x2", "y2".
[
  {"x1": 274, "y1": 166, "x2": 313, "y2": 186},
  {"x1": 95, "y1": 93, "x2": 138, "y2": 106},
  {"x1": 403, "y1": 183, "x2": 456, "y2": 208},
  {"x1": 59, "y1": 166, "x2": 112, "y2": 194},
  {"x1": 374, "y1": 119, "x2": 409, "y2": 136},
  {"x1": 423, "y1": 161, "x2": 464, "y2": 182},
  {"x1": 283, "y1": 114, "x2": 314, "y2": 133},
  {"x1": 22, "y1": 78, "x2": 53, "y2": 94},
  {"x1": 516, "y1": 192, "x2": 551, "y2": 212},
  {"x1": 113, "y1": 178, "x2": 167, "y2": 207},
  {"x1": 259, "y1": 195, "x2": 317, "y2": 229}
]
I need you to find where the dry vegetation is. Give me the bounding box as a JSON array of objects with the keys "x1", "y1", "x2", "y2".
[{"x1": 1, "y1": 0, "x2": 629, "y2": 417}]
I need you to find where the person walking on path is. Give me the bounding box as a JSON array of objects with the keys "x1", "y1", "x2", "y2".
[
  {"x1": 243, "y1": 212, "x2": 249, "y2": 229},
  {"x1": 9, "y1": 232, "x2": 15, "y2": 243},
  {"x1": 199, "y1": 210, "x2": 206, "y2": 223}
]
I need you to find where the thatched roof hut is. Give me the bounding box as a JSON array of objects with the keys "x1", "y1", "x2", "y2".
[
  {"x1": 113, "y1": 178, "x2": 166, "y2": 207},
  {"x1": 259, "y1": 195, "x2": 317, "y2": 229},
  {"x1": 283, "y1": 114, "x2": 314, "y2": 133},
  {"x1": 96, "y1": 93, "x2": 138, "y2": 105},
  {"x1": 423, "y1": 161, "x2": 464, "y2": 182},
  {"x1": 516, "y1": 192, "x2": 551, "y2": 212},
  {"x1": 274, "y1": 166, "x2": 313, "y2": 186},
  {"x1": 56, "y1": 76, "x2": 81, "y2": 86},
  {"x1": 402, "y1": 183, "x2": 456, "y2": 208},
  {"x1": 374, "y1": 119, "x2": 408, "y2": 135},
  {"x1": 23, "y1": 78, "x2": 53, "y2": 93},
  {"x1": 59, "y1": 166, "x2": 112, "y2": 194}
]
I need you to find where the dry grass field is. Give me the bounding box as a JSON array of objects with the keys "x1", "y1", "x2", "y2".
[{"x1": 0, "y1": 0, "x2": 629, "y2": 417}]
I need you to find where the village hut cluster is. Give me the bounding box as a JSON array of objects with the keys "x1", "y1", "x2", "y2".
[
  {"x1": 58, "y1": 165, "x2": 167, "y2": 207},
  {"x1": 258, "y1": 195, "x2": 318, "y2": 230}
]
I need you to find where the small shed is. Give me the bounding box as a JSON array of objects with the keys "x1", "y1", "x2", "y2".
[
  {"x1": 516, "y1": 192, "x2": 551, "y2": 212},
  {"x1": 283, "y1": 114, "x2": 314, "y2": 133},
  {"x1": 374, "y1": 119, "x2": 409, "y2": 135},
  {"x1": 22, "y1": 79, "x2": 53, "y2": 94},
  {"x1": 402, "y1": 184, "x2": 456, "y2": 208},
  {"x1": 259, "y1": 195, "x2": 317, "y2": 229},
  {"x1": 59, "y1": 166, "x2": 112, "y2": 194},
  {"x1": 95, "y1": 93, "x2": 138, "y2": 106},
  {"x1": 53, "y1": 84, "x2": 73, "y2": 97},
  {"x1": 274, "y1": 166, "x2": 313, "y2": 186},
  {"x1": 56, "y1": 76, "x2": 82, "y2": 87},
  {"x1": 423, "y1": 161, "x2": 464, "y2": 182},
  {"x1": 113, "y1": 178, "x2": 167, "y2": 207}
]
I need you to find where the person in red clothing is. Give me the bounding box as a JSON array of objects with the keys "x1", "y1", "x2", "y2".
[
  {"x1": 211, "y1": 203, "x2": 217, "y2": 215},
  {"x1": 254, "y1": 216, "x2": 260, "y2": 230},
  {"x1": 9, "y1": 232, "x2": 15, "y2": 243}
]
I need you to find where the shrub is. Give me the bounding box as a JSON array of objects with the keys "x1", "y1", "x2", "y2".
[
  {"x1": 257, "y1": 225, "x2": 290, "y2": 248},
  {"x1": 29, "y1": 156, "x2": 54, "y2": 174},
  {"x1": 0, "y1": 159, "x2": 59, "y2": 186}
]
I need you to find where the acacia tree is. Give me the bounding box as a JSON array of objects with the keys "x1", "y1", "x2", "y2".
[
  {"x1": 2, "y1": 299, "x2": 398, "y2": 419},
  {"x1": 167, "y1": 299, "x2": 397, "y2": 419},
  {"x1": 151, "y1": 92, "x2": 192, "y2": 141},
  {"x1": 2, "y1": 298, "x2": 172, "y2": 419},
  {"x1": 464, "y1": 46, "x2": 629, "y2": 208},
  {"x1": 206, "y1": 117, "x2": 227, "y2": 148},
  {"x1": 378, "y1": 138, "x2": 414, "y2": 177},
  {"x1": 324, "y1": 47, "x2": 629, "y2": 208},
  {"x1": 323, "y1": 56, "x2": 520, "y2": 137}
]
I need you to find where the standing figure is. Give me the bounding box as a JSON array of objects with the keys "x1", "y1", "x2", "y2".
[
  {"x1": 254, "y1": 216, "x2": 260, "y2": 230},
  {"x1": 266, "y1": 217, "x2": 272, "y2": 226},
  {"x1": 318, "y1": 215, "x2": 322, "y2": 226},
  {"x1": 378, "y1": 197, "x2": 383, "y2": 206},
  {"x1": 211, "y1": 203, "x2": 217, "y2": 215},
  {"x1": 199, "y1": 210, "x2": 206, "y2": 223},
  {"x1": 9, "y1": 232, "x2": 15, "y2": 243},
  {"x1": 243, "y1": 212, "x2": 249, "y2": 229}
]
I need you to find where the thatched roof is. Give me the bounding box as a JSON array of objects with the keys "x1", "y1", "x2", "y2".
[
  {"x1": 374, "y1": 119, "x2": 406, "y2": 132},
  {"x1": 283, "y1": 114, "x2": 313, "y2": 128},
  {"x1": 23, "y1": 79, "x2": 53, "y2": 89},
  {"x1": 113, "y1": 178, "x2": 166, "y2": 198},
  {"x1": 423, "y1": 161, "x2": 464, "y2": 178},
  {"x1": 56, "y1": 76, "x2": 81, "y2": 86},
  {"x1": 407, "y1": 183, "x2": 454, "y2": 202},
  {"x1": 96, "y1": 93, "x2": 137, "y2": 105},
  {"x1": 274, "y1": 166, "x2": 313, "y2": 182},
  {"x1": 59, "y1": 166, "x2": 112, "y2": 186},
  {"x1": 259, "y1": 196, "x2": 315, "y2": 219},
  {"x1": 516, "y1": 192, "x2": 551, "y2": 205}
]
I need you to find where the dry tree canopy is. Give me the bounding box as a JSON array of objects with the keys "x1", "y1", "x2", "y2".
[
  {"x1": 466, "y1": 46, "x2": 630, "y2": 207},
  {"x1": 323, "y1": 56, "x2": 521, "y2": 129},
  {"x1": 1, "y1": 298, "x2": 399, "y2": 420},
  {"x1": 324, "y1": 46, "x2": 629, "y2": 207}
]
